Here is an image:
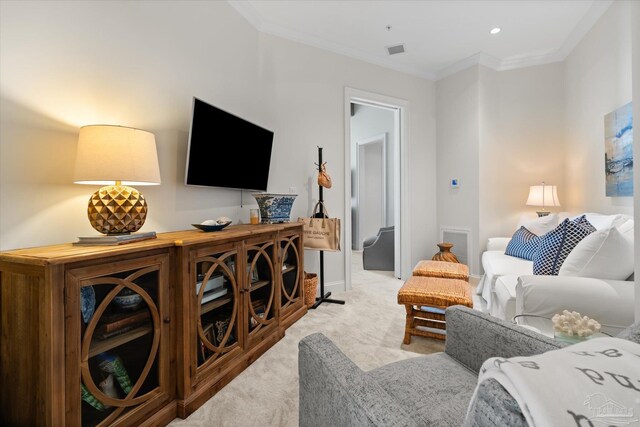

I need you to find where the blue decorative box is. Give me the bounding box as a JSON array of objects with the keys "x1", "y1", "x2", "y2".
[{"x1": 252, "y1": 193, "x2": 297, "y2": 224}]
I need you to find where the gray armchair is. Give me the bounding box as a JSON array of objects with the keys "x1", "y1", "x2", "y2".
[
  {"x1": 298, "y1": 306, "x2": 560, "y2": 426},
  {"x1": 362, "y1": 226, "x2": 394, "y2": 271},
  {"x1": 298, "y1": 306, "x2": 640, "y2": 426}
]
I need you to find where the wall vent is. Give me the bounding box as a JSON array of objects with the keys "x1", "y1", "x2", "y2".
[
  {"x1": 386, "y1": 44, "x2": 405, "y2": 55},
  {"x1": 440, "y1": 227, "x2": 470, "y2": 269}
]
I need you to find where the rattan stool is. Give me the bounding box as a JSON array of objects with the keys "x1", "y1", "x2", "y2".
[
  {"x1": 412, "y1": 260, "x2": 469, "y2": 281},
  {"x1": 397, "y1": 276, "x2": 472, "y2": 343}
]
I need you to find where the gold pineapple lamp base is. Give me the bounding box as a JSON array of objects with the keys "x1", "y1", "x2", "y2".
[{"x1": 87, "y1": 183, "x2": 148, "y2": 235}]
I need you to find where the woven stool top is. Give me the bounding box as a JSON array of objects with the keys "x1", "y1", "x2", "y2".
[
  {"x1": 398, "y1": 276, "x2": 472, "y2": 308},
  {"x1": 413, "y1": 260, "x2": 469, "y2": 281}
]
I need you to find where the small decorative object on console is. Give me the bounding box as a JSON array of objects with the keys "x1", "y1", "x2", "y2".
[
  {"x1": 552, "y1": 310, "x2": 601, "y2": 343},
  {"x1": 252, "y1": 193, "x2": 297, "y2": 224},
  {"x1": 192, "y1": 217, "x2": 232, "y2": 232}
]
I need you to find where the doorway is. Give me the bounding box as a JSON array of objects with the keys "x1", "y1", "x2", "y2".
[{"x1": 344, "y1": 88, "x2": 409, "y2": 290}]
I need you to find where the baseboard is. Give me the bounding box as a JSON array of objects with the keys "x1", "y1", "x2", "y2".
[{"x1": 318, "y1": 280, "x2": 345, "y2": 295}]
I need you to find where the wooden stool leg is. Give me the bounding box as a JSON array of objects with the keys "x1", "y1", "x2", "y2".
[{"x1": 403, "y1": 304, "x2": 414, "y2": 344}]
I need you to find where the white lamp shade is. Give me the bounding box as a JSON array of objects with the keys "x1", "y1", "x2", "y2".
[
  {"x1": 526, "y1": 185, "x2": 560, "y2": 207},
  {"x1": 74, "y1": 125, "x2": 161, "y2": 186}
]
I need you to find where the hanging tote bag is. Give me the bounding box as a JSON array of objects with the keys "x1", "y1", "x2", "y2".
[{"x1": 298, "y1": 202, "x2": 341, "y2": 252}]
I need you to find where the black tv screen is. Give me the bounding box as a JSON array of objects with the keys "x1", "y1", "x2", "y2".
[{"x1": 185, "y1": 97, "x2": 274, "y2": 191}]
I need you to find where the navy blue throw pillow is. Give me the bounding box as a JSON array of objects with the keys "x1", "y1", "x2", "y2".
[
  {"x1": 571, "y1": 214, "x2": 596, "y2": 233},
  {"x1": 505, "y1": 227, "x2": 542, "y2": 261},
  {"x1": 533, "y1": 218, "x2": 594, "y2": 275}
]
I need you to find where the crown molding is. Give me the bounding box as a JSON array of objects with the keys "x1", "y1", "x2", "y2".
[
  {"x1": 554, "y1": 0, "x2": 614, "y2": 60},
  {"x1": 227, "y1": 0, "x2": 264, "y2": 31},
  {"x1": 436, "y1": 0, "x2": 612, "y2": 80},
  {"x1": 229, "y1": 0, "x2": 614, "y2": 82}
]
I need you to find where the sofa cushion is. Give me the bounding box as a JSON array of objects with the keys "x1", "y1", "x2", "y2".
[
  {"x1": 518, "y1": 213, "x2": 559, "y2": 236},
  {"x1": 491, "y1": 275, "x2": 519, "y2": 321},
  {"x1": 505, "y1": 227, "x2": 542, "y2": 261},
  {"x1": 532, "y1": 218, "x2": 594, "y2": 275},
  {"x1": 479, "y1": 251, "x2": 533, "y2": 311},
  {"x1": 559, "y1": 226, "x2": 634, "y2": 280},
  {"x1": 368, "y1": 353, "x2": 477, "y2": 427}
]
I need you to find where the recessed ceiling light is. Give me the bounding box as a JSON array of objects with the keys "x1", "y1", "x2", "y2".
[{"x1": 490, "y1": 27, "x2": 501, "y2": 35}]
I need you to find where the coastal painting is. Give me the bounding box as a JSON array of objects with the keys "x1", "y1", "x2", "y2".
[{"x1": 605, "y1": 102, "x2": 633, "y2": 197}]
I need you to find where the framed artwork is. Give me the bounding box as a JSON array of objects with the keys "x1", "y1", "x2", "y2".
[{"x1": 605, "y1": 102, "x2": 633, "y2": 197}]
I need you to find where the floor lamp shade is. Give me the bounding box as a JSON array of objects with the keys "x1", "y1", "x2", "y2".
[
  {"x1": 526, "y1": 183, "x2": 560, "y2": 217},
  {"x1": 74, "y1": 125, "x2": 161, "y2": 234}
]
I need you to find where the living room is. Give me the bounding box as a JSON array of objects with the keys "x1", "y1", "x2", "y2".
[{"x1": 1, "y1": 1, "x2": 639, "y2": 426}]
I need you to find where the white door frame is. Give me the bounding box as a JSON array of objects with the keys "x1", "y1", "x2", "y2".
[
  {"x1": 355, "y1": 133, "x2": 387, "y2": 250},
  {"x1": 344, "y1": 87, "x2": 410, "y2": 287}
]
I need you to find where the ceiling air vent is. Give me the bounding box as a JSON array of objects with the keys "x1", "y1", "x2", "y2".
[{"x1": 386, "y1": 44, "x2": 405, "y2": 55}]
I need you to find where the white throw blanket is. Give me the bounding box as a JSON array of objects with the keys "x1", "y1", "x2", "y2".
[{"x1": 467, "y1": 337, "x2": 640, "y2": 427}]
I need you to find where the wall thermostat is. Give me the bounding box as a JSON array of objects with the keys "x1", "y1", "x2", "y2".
[{"x1": 451, "y1": 179, "x2": 460, "y2": 188}]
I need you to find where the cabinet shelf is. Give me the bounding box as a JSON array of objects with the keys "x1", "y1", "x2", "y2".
[
  {"x1": 200, "y1": 294, "x2": 234, "y2": 314},
  {"x1": 89, "y1": 324, "x2": 154, "y2": 358},
  {"x1": 250, "y1": 280, "x2": 270, "y2": 292},
  {"x1": 282, "y1": 265, "x2": 296, "y2": 274}
]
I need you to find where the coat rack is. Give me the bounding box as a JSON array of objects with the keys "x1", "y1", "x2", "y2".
[{"x1": 311, "y1": 146, "x2": 345, "y2": 309}]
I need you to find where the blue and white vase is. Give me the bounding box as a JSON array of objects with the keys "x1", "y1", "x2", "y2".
[{"x1": 252, "y1": 193, "x2": 297, "y2": 224}]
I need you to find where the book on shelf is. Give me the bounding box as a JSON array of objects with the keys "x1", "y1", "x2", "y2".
[
  {"x1": 97, "y1": 309, "x2": 151, "y2": 335},
  {"x1": 73, "y1": 231, "x2": 157, "y2": 246},
  {"x1": 201, "y1": 287, "x2": 228, "y2": 304},
  {"x1": 95, "y1": 324, "x2": 140, "y2": 340}
]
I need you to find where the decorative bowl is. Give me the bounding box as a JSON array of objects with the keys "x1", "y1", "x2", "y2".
[
  {"x1": 192, "y1": 221, "x2": 232, "y2": 232},
  {"x1": 113, "y1": 288, "x2": 143, "y2": 311},
  {"x1": 252, "y1": 193, "x2": 297, "y2": 224}
]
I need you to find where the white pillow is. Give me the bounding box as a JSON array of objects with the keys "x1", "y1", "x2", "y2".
[
  {"x1": 519, "y1": 213, "x2": 559, "y2": 236},
  {"x1": 559, "y1": 226, "x2": 633, "y2": 280},
  {"x1": 573, "y1": 213, "x2": 627, "y2": 230}
]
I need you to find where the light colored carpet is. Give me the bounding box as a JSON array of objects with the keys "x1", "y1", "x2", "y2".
[{"x1": 169, "y1": 253, "x2": 450, "y2": 426}]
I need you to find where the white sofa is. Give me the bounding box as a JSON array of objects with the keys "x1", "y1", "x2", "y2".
[{"x1": 477, "y1": 212, "x2": 636, "y2": 335}]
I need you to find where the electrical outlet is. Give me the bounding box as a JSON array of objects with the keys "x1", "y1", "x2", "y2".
[{"x1": 289, "y1": 186, "x2": 297, "y2": 194}]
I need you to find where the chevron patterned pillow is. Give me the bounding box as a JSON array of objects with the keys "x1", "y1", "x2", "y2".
[
  {"x1": 505, "y1": 226, "x2": 542, "y2": 260},
  {"x1": 533, "y1": 218, "x2": 594, "y2": 275}
]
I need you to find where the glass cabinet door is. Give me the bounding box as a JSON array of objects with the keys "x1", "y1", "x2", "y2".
[
  {"x1": 67, "y1": 254, "x2": 170, "y2": 427},
  {"x1": 279, "y1": 234, "x2": 302, "y2": 316},
  {"x1": 245, "y1": 240, "x2": 276, "y2": 346},
  {"x1": 194, "y1": 248, "x2": 240, "y2": 371}
]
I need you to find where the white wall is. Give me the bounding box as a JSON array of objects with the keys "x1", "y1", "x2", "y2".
[
  {"x1": 632, "y1": 0, "x2": 640, "y2": 321},
  {"x1": 0, "y1": 1, "x2": 437, "y2": 290},
  {"x1": 0, "y1": 0, "x2": 266, "y2": 249},
  {"x1": 436, "y1": 63, "x2": 564, "y2": 275},
  {"x1": 436, "y1": 66, "x2": 480, "y2": 273},
  {"x1": 478, "y1": 63, "x2": 565, "y2": 251},
  {"x1": 564, "y1": 0, "x2": 633, "y2": 215}
]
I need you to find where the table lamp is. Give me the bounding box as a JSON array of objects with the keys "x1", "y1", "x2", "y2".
[
  {"x1": 74, "y1": 125, "x2": 161, "y2": 234},
  {"x1": 526, "y1": 182, "x2": 560, "y2": 217}
]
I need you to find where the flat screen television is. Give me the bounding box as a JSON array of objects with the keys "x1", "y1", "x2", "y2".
[{"x1": 185, "y1": 97, "x2": 274, "y2": 191}]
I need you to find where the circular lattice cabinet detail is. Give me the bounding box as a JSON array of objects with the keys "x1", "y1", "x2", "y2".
[{"x1": 88, "y1": 185, "x2": 148, "y2": 234}]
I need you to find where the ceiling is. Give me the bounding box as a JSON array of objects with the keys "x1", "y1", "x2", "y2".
[{"x1": 228, "y1": 0, "x2": 613, "y2": 80}]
